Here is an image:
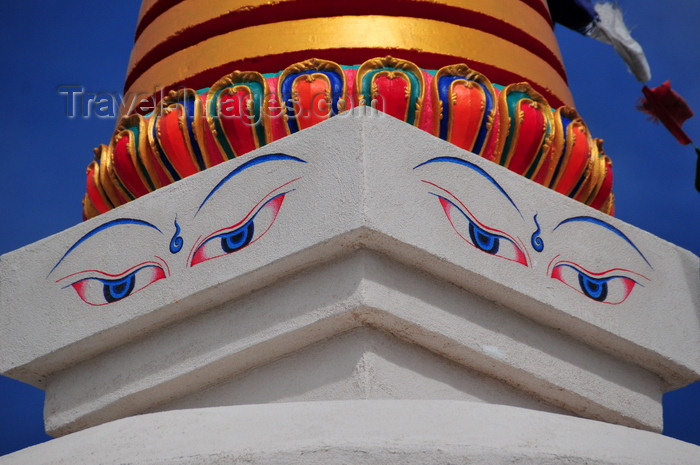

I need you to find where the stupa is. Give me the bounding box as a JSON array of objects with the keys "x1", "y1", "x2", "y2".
[
  {"x1": 1, "y1": 1, "x2": 699, "y2": 463},
  {"x1": 81, "y1": 0, "x2": 614, "y2": 220}
]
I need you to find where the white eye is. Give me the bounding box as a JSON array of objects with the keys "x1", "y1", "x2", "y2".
[
  {"x1": 435, "y1": 193, "x2": 528, "y2": 266},
  {"x1": 63, "y1": 263, "x2": 166, "y2": 306},
  {"x1": 551, "y1": 262, "x2": 640, "y2": 304}
]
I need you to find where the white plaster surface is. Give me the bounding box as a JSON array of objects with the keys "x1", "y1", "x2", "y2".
[
  {"x1": 39, "y1": 251, "x2": 665, "y2": 435},
  {"x1": 1, "y1": 110, "x2": 699, "y2": 438},
  {"x1": 2, "y1": 400, "x2": 699, "y2": 465},
  {"x1": 154, "y1": 327, "x2": 567, "y2": 415}
]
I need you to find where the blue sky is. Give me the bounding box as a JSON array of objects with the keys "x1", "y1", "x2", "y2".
[{"x1": 0, "y1": 0, "x2": 698, "y2": 456}]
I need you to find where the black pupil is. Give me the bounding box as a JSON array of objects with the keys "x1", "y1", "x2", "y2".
[
  {"x1": 578, "y1": 274, "x2": 608, "y2": 302},
  {"x1": 469, "y1": 222, "x2": 499, "y2": 255},
  {"x1": 103, "y1": 275, "x2": 136, "y2": 303},
  {"x1": 221, "y1": 221, "x2": 254, "y2": 253}
]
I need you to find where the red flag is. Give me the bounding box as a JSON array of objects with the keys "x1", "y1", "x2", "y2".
[{"x1": 639, "y1": 81, "x2": 694, "y2": 145}]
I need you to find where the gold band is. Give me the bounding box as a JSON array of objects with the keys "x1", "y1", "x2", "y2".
[
  {"x1": 130, "y1": 0, "x2": 560, "y2": 79},
  {"x1": 125, "y1": 15, "x2": 573, "y2": 115}
]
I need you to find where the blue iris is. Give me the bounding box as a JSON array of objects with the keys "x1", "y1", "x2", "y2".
[
  {"x1": 468, "y1": 222, "x2": 500, "y2": 255},
  {"x1": 220, "y1": 220, "x2": 254, "y2": 253},
  {"x1": 102, "y1": 274, "x2": 136, "y2": 303},
  {"x1": 577, "y1": 273, "x2": 609, "y2": 302}
]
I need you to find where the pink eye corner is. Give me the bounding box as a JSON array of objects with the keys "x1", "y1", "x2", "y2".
[
  {"x1": 550, "y1": 260, "x2": 646, "y2": 305},
  {"x1": 190, "y1": 190, "x2": 287, "y2": 267},
  {"x1": 435, "y1": 193, "x2": 528, "y2": 267},
  {"x1": 60, "y1": 261, "x2": 167, "y2": 306}
]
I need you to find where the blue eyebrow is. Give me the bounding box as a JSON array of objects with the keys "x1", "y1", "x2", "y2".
[
  {"x1": 49, "y1": 218, "x2": 162, "y2": 276},
  {"x1": 414, "y1": 156, "x2": 521, "y2": 216},
  {"x1": 196, "y1": 153, "x2": 307, "y2": 215},
  {"x1": 554, "y1": 216, "x2": 652, "y2": 269}
]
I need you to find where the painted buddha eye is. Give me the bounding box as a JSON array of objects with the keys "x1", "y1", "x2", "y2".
[
  {"x1": 60, "y1": 262, "x2": 167, "y2": 306},
  {"x1": 190, "y1": 188, "x2": 290, "y2": 266},
  {"x1": 433, "y1": 193, "x2": 528, "y2": 266},
  {"x1": 550, "y1": 262, "x2": 642, "y2": 304}
]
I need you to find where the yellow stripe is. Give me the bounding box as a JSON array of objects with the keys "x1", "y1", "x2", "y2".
[
  {"x1": 128, "y1": 0, "x2": 562, "y2": 79},
  {"x1": 125, "y1": 16, "x2": 573, "y2": 114}
]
